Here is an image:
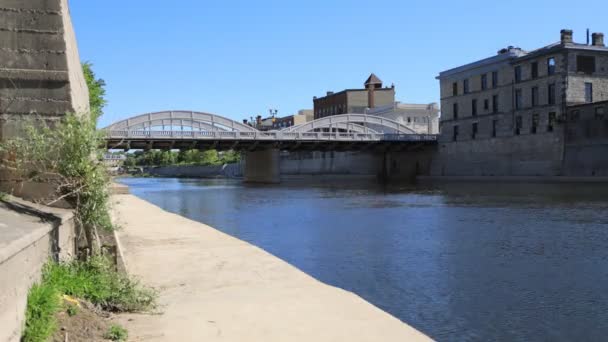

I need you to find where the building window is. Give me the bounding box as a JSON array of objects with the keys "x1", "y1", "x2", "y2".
[
  {"x1": 547, "y1": 57, "x2": 556, "y2": 75},
  {"x1": 463, "y1": 79, "x2": 469, "y2": 94},
  {"x1": 585, "y1": 82, "x2": 593, "y2": 103},
  {"x1": 492, "y1": 119, "x2": 498, "y2": 137},
  {"x1": 515, "y1": 89, "x2": 523, "y2": 110},
  {"x1": 514, "y1": 65, "x2": 522, "y2": 82},
  {"x1": 481, "y1": 74, "x2": 487, "y2": 90},
  {"x1": 595, "y1": 107, "x2": 605, "y2": 119},
  {"x1": 452, "y1": 82, "x2": 458, "y2": 96},
  {"x1": 548, "y1": 83, "x2": 556, "y2": 105},
  {"x1": 548, "y1": 112, "x2": 556, "y2": 132},
  {"x1": 577, "y1": 55, "x2": 596, "y2": 74},
  {"x1": 531, "y1": 87, "x2": 539, "y2": 107},
  {"x1": 453, "y1": 103, "x2": 459, "y2": 120},
  {"x1": 531, "y1": 62, "x2": 538, "y2": 79},
  {"x1": 515, "y1": 116, "x2": 522, "y2": 135},
  {"x1": 472, "y1": 99, "x2": 477, "y2": 116},
  {"x1": 453, "y1": 125, "x2": 459, "y2": 141},
  {"x1": 492, "y1": 94, "x2": 499, "y2": 113},
  {"x1": 407, "y1": 117, "x2": 411, "y2": 123},
  {"x1": 492, "y1": 71, "x2": 498, "y2": 88},
  {"x1": 484, "y1": 99, "x2": 489, "y2": 111},
  {"x1": 570, "y1": 110, "x2": 580, "y2": 121},
  {"x1": 471, "y1": 123, "x2": 478, "y2": 139},
  {"x1": 531, "y1": 113, "x2": 539, "y2": 134}
]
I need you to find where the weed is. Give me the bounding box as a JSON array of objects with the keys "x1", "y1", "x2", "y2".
[
  {"x1": 66, "y1": 304, "x2": 78, "y2": 317},
  {"x1": 43, "y1": 257, "x2": 156, "y2": 312},
  {"x1": 104, "y1": 324, "x2": 128, "y2": 341},
  {"x1": 23, "y1": 283, "x2": 61, "y2": 342}
]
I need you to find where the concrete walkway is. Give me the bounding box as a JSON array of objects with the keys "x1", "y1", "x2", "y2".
[{"x1": 111, "y1": 194, "x2": 431, "y2": 342}]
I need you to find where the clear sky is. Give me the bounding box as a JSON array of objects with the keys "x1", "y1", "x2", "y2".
[{"x1": 70, "y1": 0, "x2": 608, "y2": 127}]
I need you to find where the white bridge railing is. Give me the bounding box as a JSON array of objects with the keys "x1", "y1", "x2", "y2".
[{"x1": 105, "y1": 130, "x2": 438, "y2": 142}]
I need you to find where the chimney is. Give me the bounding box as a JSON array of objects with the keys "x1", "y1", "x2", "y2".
[
  {"x1": 561, "y1": 29, "x2": 573, "y2": 44},
  {"x1": 592, "y1": 32, "x2": 605, "y2": 47},
  {"x1": 326, "y1": 91, "x2": 334, "y2": 96}
]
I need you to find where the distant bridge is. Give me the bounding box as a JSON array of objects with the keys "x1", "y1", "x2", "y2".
[{"x1": 103, "y1": 110, "x2": 437, "y2": 151}]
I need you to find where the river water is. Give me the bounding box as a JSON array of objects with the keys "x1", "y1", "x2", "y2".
[{"x1": 119, "y1": 177, "x2": 608, "y2": 341}]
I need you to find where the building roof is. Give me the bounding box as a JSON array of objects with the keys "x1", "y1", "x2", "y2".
[
  {"x1": 364, "y1": 73, "x2": 383, "y2": 86},
  {"x1": 438, "y1": 37, "x2": 608, "y2": 78},
  {"x1": 313, "y1": 87, "x2": 394, "y2": 101}
]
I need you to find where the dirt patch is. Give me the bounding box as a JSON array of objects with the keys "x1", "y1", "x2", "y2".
[{"x1": 52, "y1": 299, "x2": 113, "y2": 342}]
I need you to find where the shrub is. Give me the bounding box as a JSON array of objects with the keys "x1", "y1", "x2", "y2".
[{"x1": 104, "y1": 324, "x2": 128, "y2": 341}]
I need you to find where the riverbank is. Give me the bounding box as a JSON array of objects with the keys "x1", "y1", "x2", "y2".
[{"x1": 110, "y1": 193, "x2": 430, "y2": 341}]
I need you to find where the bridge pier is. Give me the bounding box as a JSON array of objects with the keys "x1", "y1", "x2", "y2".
[{"x1": 243, "y1": 149, "x2": 281, "y2": 184}]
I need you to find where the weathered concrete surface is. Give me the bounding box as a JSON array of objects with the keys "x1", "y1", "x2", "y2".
[
  {"x1": 0, "y1": 197, "x2": 76, "y2": 342},
  {"x1": 111, "y1": 194, "x2": 431, "y2": 342},
  {"x1": 243, "y1": 149, "x2": 280, "y2": 183},
  {"x1": 0, "y1": 0, "x2": 90, "y2": 139}
]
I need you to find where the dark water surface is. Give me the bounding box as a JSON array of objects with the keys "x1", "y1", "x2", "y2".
[{"x1": 119, "y1": 177, "x2": 608, "y2": 341}]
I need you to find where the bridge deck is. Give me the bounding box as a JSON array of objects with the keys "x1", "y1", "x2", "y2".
[{"x1": 105, "y1": 131, "x2": 438, "y2": 151}]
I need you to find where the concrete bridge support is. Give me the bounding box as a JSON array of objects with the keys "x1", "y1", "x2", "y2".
[
  {"x1": 379, "y1": 147, "x2": 437, "y2": 183},
  {"x1": 243, "y1": 149, "x2": 281, "y2": 183}
]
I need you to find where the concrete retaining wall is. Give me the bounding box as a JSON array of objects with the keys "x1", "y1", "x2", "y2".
[
  {"x1": 0, "y1": 198, "x2": 77, "y2": 342},
  {"x1": 144, "y1": 163, "x2": 243, "y2": 178}
]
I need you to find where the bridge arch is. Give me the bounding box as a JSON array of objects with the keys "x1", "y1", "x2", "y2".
[
  {"x1": 103, "y1": 110, "x2": 258, "y2": 132},
  {"x1": 283, "y1": 114, "x2": 416, "y2": 134}
]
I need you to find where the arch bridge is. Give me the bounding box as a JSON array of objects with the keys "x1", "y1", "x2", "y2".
[{"x1": 103, "y1": 110, "x2": 436, "y2": 151}]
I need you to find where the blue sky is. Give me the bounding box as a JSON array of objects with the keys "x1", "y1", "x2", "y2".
[{"x1": 70, "y1": 0, "x2": 608, "y2": 127}]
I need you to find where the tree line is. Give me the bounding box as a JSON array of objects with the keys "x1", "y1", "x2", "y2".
[{"x1": 122, "y1": 149, "x2": 240, "y2": 167}]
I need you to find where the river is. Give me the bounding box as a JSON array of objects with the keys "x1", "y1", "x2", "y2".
[{"x1": 119, "y1": 177, "x2": 608, "y2": 341}]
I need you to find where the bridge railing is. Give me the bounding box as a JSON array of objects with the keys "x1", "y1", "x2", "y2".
[{"x1": 104, "y1": 130, "x2": 438, "y2": 142}]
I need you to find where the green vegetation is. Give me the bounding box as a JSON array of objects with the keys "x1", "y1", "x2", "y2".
[
  {"x1": 23, "y1": 282, "x2": 61, "y2": 342},
  {"x1": 23, "y1": 258, "x2": 155, "y2": 341},
  {"x1": 3, "y1": 63, "x2": 153, "y2": 341},
  {"x1": 43, "y1": 257, "x2": 156, "y2": 312},
  {"x1": 0, "y1": 63, "x2": 111, "y2": 253},
  {"x1": 104, "y1": 324, "x2": 128, "y2": 341},
  {"x1": 0, "y1": 191, "x2": 7, "y2": 201},
  {"x1": 82, "y1": 61, "x2": 107, "y2": 122},
  {"x1": 123, "y1": 149, "x2": 240, "y2": 167},
  {"x1": 66, "y1": 304, "x2": 78, "y2": 317}
]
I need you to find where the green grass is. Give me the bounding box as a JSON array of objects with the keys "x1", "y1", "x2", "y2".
[
  {"x1": 0, "y1": 191, "x2": 7, "y2": 201},
  {"x1": 23, "y1": 283, "x2": 61, "y2": 342},
  {"x1": 23, "y1": 258, "x2": 156, "y2": 341},
  {"x1": 104, "y1": 324, "x2": 128, "y2": 341},
  {"x1": 43, "y1": 256, "x2": 156, "y2": 312}
]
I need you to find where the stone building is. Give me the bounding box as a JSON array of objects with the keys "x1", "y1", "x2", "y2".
[
  {"x1": 433, "y1": 29, "x2": 608, "y2": 176},
  {"x1": 313, "y1": 74, "x2": 395, "y2": 119},
  {"x1": 365, "y1": 102, "x2": 440, "y2": 134}
]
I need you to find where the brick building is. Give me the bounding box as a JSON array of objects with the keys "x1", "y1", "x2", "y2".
[
  {"x1": 433, "y1": 29, "x2": 608, "y2": 176},
  {"x1": 313, "y1": 74, "x2": 395, "y2": 119}
]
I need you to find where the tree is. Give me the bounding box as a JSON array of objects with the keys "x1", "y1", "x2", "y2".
[{"x1": 82, "y1": 62, "x2": 107, "y2": 122}]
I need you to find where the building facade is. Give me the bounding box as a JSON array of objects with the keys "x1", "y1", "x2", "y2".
[
  {"x1": 271, "y1": 110, "x2": 313, "y2": 130},
  {"x1": 365, "y1": 102, "x2": 440, "y2": 134},
  {"x1": 313, "y1": 74, "x2": 395, "y2": 119},
  {"x1": 433, "y1": 29, "x2": 608, "y2": 177}
]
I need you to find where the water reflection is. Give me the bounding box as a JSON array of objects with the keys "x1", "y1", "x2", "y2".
[{"x1": 120, "y1": 177, "x2": 608, "y2": 341}]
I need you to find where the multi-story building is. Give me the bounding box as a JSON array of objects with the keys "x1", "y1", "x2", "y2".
[
  {"x1": 271, "y1": 110, "x2": 313, "y2": 130},
  {"x1": 313, "y1": 74, "x2": 395, "y2": 119},
  {"x1": 433, "y1": 29, "x2": 608, "y2": 176},
  {"x1": 365, "y1": 102, "x2": 440, "y2": 134}
]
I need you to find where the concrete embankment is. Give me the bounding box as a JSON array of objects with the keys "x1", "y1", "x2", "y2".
[
  {"x1": 111, "y1": 194, "x2": 431, "y2": 341},
  {"x1": 0, "y1": 198, "x2": 77, "y2": 342}
]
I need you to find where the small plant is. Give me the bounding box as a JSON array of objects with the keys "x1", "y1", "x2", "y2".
[
  {"x1": 43, "y1": 257, "x2": 156, "y2": 312},
  {"x1": 66, "y1": 304, "x2": 78, "y2": 317},
  {"x1": 104, "y1": 324, "x2": 128, "y2": 341},
  {"x1": 23, "y1": 282, "x2": 61, "y2": 342},
  {"x1": 0, "y1": 191, "x2": 7, "y2": 201}
]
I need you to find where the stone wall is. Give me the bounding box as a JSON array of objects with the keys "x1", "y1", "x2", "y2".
[
  {"x1": 0, "y1": 0, "x2": 89, "y2": 140},
  {"x1": 0, "y1": 198, "x2": 77, "y2": 342}
]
